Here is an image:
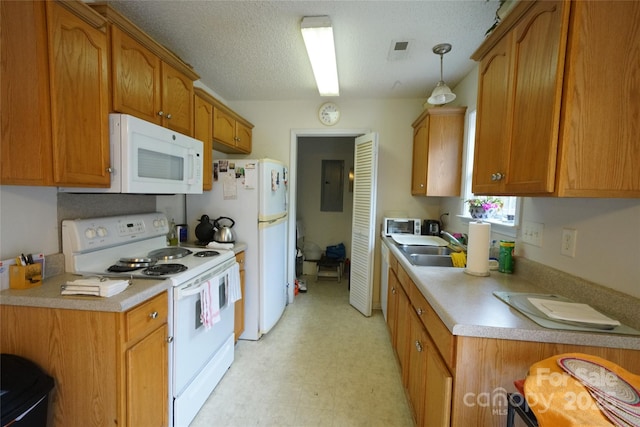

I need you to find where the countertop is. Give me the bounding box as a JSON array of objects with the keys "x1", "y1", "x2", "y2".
[
  {"x1": 0, "y1": 273, "x2": 169, "y2": 312},
  {"x1": 382, "y1": 236, "x2": 640, "y2": 350},
  {"x1": 0, "y1": 242, "x2": 247, "y2": 312}
]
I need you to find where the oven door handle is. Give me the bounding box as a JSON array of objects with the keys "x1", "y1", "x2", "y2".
[
  {"x1": 176, "y1": 284, "x2": 205, "y2": 300},
  {"x1": 175, "y1": 275, "x2": 222, "y2": 300}
]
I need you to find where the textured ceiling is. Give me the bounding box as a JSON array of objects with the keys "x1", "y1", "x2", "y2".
[{"x1": 108, "y1": 0, "x2": 498, "y2": 101}]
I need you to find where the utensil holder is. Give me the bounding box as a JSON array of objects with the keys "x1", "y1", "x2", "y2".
[{"x1": 9, "y1": 263, "x2": 42, "y2": 289}]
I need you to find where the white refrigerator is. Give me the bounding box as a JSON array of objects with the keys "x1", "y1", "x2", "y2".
[{"x1": 187, "y1": 159, "x2": 288, "y2": 340}]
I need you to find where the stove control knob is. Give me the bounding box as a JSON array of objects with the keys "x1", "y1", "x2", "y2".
[
  {"x1": 85, "y1": 228, "x2": 97, "y2": 239},
  {"x1": 96, "y1": 227, "x2": 108, "y2": 238}
]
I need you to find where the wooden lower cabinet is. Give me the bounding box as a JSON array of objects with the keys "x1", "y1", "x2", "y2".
[
  {"x1": 384, "y1": 250, "x2": 640, "y2": 426},
  {"x1": 234, "y1": 251, "x2": 246, "y2": 342},
  {"x1": 0, "y1": 292, "x2": 169, "y2": 427},
  {"x1": 408, "y1": 308, "x2": 452, "y2": 427}
]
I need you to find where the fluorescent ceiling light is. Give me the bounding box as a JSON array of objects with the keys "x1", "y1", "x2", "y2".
[{"x1": 301, "y1": 16, "x2": 340, "y2": 97}]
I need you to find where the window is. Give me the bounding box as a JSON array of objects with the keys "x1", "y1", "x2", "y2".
[{"x1": 461, "y1": 110, "x2": 519, "y2": 229}]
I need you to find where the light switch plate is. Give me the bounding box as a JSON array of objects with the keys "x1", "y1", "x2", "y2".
[
  {"x1": 522, "y1": 221, "x2": 544, "y2": 247},
  {"x1": 561, "y1": 228, "x2": 577, "y2": 257}
]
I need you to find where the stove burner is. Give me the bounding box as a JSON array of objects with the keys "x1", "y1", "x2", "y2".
[
  {"x1": 148, "y1": 247, "x2": 192, "y2": 260},
  {"x1": 193, "y1": 250, "x2": 220, "y2": 258},
  {"x1": 107, "y1": 264, "x2": 141, "y2": 273},
  {"x1": 142, "y1": 263, "x2": 188, "y2": 276}
]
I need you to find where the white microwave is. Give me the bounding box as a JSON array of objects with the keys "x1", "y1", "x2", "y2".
[
  {"x1": 382, "y1": 217, "x2": 421, "y2": 236},
  {"x1": 60, "y1": 114, "x2": 203, "y2": 194}
]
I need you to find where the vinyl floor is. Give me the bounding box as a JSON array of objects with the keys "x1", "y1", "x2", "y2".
[{"x1": 189, "y1": 275, "x2": 413, "y2": 427}]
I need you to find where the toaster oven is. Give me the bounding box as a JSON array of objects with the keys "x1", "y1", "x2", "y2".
[{"x1": 382, "y1": 218, "x2": 421, "y2": 236}]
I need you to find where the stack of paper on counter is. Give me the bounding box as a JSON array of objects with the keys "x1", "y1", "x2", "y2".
[
  {"x1": 528, "y1": 298, "x2": 621, "y2": 327},
  {"x1": 61, "y1": 278, "x2": 130, "y2": 297}
]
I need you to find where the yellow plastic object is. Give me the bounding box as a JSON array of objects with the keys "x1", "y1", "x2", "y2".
[{"x1": 450, "y1": 252, "x2": 466, "y2": 268}]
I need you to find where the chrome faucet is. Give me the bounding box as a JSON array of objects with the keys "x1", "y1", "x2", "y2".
[{"x1": 440, "y1": 230, "x2": 467, "y2": 252}]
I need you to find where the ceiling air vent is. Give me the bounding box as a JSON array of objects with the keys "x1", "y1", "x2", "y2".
[{"x1": 388, "y1": 39, "x2": 413, "y2": 61}]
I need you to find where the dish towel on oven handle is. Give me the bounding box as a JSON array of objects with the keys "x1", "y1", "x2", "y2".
[
  {"x1": 200, "y1": 278, "x2": 220, "y2": 330},
  {"x1": 228, "y1": 262, "x2": 241, "y2": 303}
]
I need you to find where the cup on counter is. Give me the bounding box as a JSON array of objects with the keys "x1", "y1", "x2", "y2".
[{"x1": 176, "y1": 224, "x2": 188, "y2": 243}]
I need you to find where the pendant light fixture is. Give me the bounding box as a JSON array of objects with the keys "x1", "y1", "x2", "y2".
[{"x1": 427, "y1": 43, "x2": 456, "y2": 105}]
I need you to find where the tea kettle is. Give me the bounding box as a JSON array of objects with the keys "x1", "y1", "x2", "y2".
[
  {"x1": 213, "y1": 216, "x2": 236, "y2": 243},
  {"x1": 195, "y1": 214, "x2": 215, "y2": 243}
]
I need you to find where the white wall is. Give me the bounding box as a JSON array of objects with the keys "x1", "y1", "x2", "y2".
[
  {"x1": 441, "y1": 66, "x2": 640, "y2": 298},
  {"x1": 0, "y1": 186, "x2": 59, "y2": 259}
]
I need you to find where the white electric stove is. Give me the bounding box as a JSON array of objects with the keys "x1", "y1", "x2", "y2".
[{"x1": 62, "y1": 213, "x2": 238, "y2": 427}]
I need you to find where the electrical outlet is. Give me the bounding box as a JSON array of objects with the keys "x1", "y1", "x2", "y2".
[
  {"x1": 522, "y1": 221, "x2": 544, "y2": 247},
  {"x1": 561, "y1": 228, "x2": 577, "y2": 257}
]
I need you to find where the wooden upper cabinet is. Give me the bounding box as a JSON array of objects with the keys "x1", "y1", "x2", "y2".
[
  {"x1": 111, "y1": 26, "x2": 162, "y2": 125},
  {"x1": 213, "y1": 106, "x2": 236, "y2": 146},
  {"x1": 235, "y1": 121, "x2": 253, "y2": 153},
  {"x1": 556, "y1": 1, "x2": 640, "y2": 197},
  {"x1": 1, "y1": 1, "x2": 54, "y2": 185},
  {"x1": 411, "y1": 107, "x2": 466, "y2": 196},
  {"x1": 212, "y1": 106, "x2": 253, "y2": 154},
  {"x1": 92, "y1": 3, "x2": 198, "y2": 136},
  {"x1": 1, "y1": 0, "x2": 110, "y2": 187},
  {"x1": 473, "y1": 1, "x2": 568, "y2": 195},
  {"x1": 47, "y1": 1, "x2": 111, "y2": 187},
  {"x1": 506, "y1": 1, "x2": 567, "y2": 194},
  {"x1": 194, "y1": 91, "x2": 214, "y2": 191},
  {"x1": 472, "y1": 0, "x2": 640, "y2": 197},
  {"x1": 472, "y1": 34, "x2": 512, "y2": 194},
  {"x1": 161, "y1": 62, "x2": 194, "y2": 136}
]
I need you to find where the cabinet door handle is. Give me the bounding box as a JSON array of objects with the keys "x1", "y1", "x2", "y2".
[
  {"x1": 391, "y1": 287, "x2": 396, "y2": 295},
  {"x1": 149, "y1": 311, "x2": 158, "y2": 319},
  {"x1": 491, "y1": 172, "x2": 504, "y2": 181},
  {"x1": 166, "y1": 113, "x2": 172, "y2": 119},
  {"x1": 167, "y1": 336, "x2": 174, "y2": 343},
  {"x1": 106, "y1": 167, "x2": 113, "y2": 173},
  {"x1": 157, "y1": 111, "x2": 164, "y2": 117},
  {"x1": 416, "y1": 307, "x2": 423, "y2": 316},
  {"x1": 415, "y1": 340, "x2": 423, "y2": 352}
]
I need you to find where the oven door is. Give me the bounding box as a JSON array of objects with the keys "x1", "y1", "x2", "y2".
[{"x1": 173, "y1": 270, "x2": 233, "y2": 396}]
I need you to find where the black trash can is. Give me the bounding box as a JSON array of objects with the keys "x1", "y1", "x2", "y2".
[{"x1": 1, "y1": 354, "x2": 54, "y2": 427}]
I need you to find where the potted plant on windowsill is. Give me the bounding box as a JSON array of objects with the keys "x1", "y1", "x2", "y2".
[{"x1": 466, "y1": 197, "x2": 504, "y2": 219}]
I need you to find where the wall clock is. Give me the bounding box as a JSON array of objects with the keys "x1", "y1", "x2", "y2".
[{"x1": 318, "y1": 102, "x2": 340, "y2": 126}]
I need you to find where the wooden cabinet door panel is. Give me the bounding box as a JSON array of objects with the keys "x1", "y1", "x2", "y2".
[
  {"x1": 505, "y1": 0, "x2": 569, "y2": 194},
  {"x1": 162, "y1": 62, "x2": 193, "y2": 136},
  {"x1": 47, "y1": 1, "x2": 110, "y2": 186},
  {"x1": 386, "y1": 269, "x2": 399, "y2": 343},
  {"x1": 213, "y1": 106, "x2": 236, "y2": 146},
  {"x1": 558, "y1": 1, "x2": 640, "y2": 197},
  {"x1": 411, "y1": 117, "x2": 429, "y2": 195},
  {"x1": 426, "y1": 111, "x2": 465, "y2": 196},
  {"x1": 126, "y1": 324, "x2": 168, "y2": 427},
  {"x1": 111, "y1": 26, "x2": 162, "y2": 125},
  {"x1": 408, "y1": 309, "x2": 428, "y2": 426},
  {"x1": 0, "y1": 1, "x2": 53, "y2": 185},
  {"x1": 396, "y1": 285, "x2": 411, "y2": 387},
  {"x1": 235, "y1": 121, "x2": 252, "y2": 153},
  {"x1": 473, "y1": 34, "x2": 512, "y2": 194},
  {"x1": 194, "y1": 94, "x2": 213, "y2": 191},
  {"x1": 425, "y1": 345, "x2": 453, "y2": 427}
]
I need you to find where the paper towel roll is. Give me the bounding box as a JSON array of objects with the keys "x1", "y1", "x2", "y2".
[{"x1": 465, "y1": 221, "x2": 491, "y2": 276}]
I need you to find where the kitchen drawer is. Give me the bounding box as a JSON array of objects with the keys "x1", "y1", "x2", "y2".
[
  {"x1": 235, "y1": 251, "x2": 245, "y2": 271},
  {"x1": 397, "y1": 264, "x2": 411, "y2": 294},
  {"x1": 125, "y1": 292, "x2": 168, "y2": 343},
  {"x1": 409, "y1": 281, "x2": 455, "y2": 370}
]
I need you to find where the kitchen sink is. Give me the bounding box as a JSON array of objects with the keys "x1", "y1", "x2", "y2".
[
  {"x1": 397, "y1": 245, "x2": 455, "y2": 267},
  {"x1": 398, "y1": 245, "x2": 453, "y2": 256},
  {"x1": 406, "y1": 254, "x2": 454, "y2": 267}
]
